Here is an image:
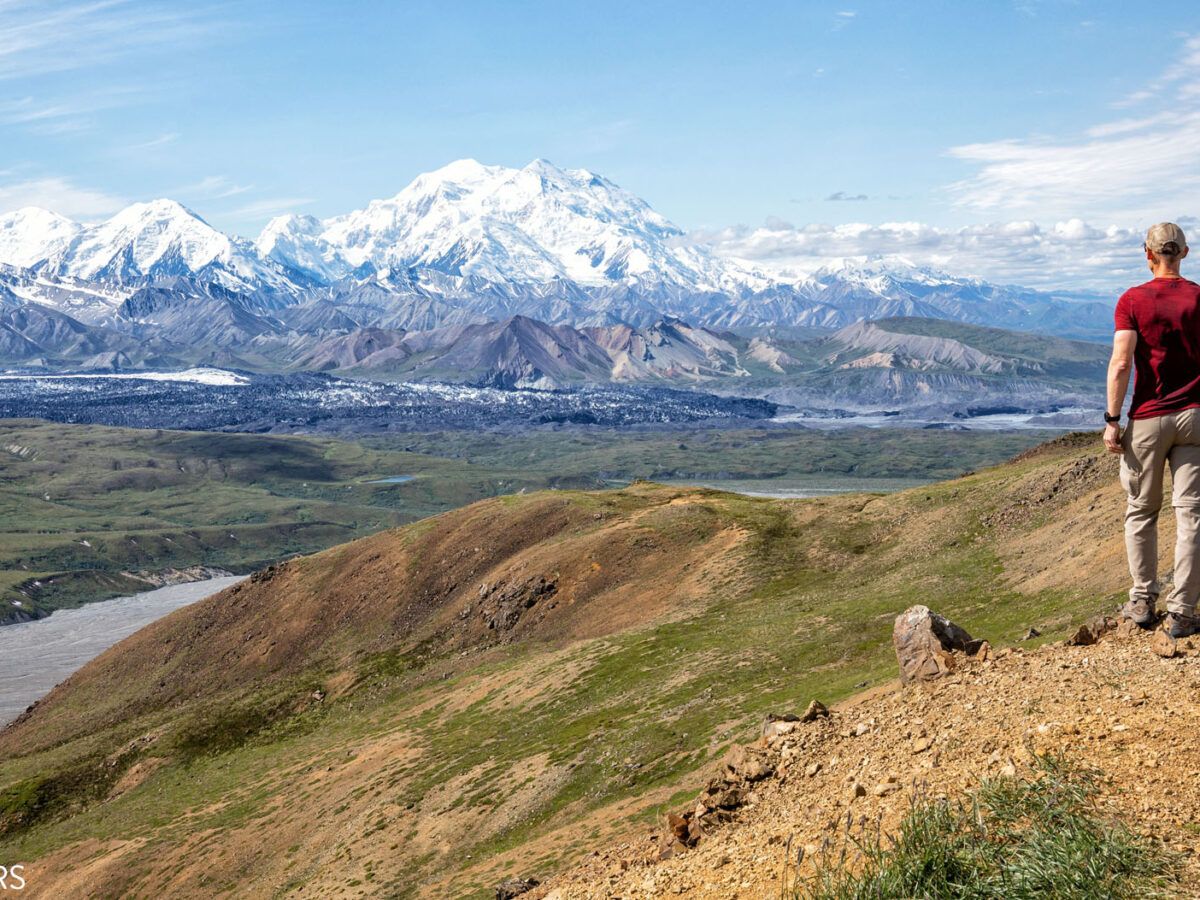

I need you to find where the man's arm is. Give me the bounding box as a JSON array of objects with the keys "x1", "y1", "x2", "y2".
[{"x1": 1105, "y1": 329, "x2": 1137, "y2": 453}]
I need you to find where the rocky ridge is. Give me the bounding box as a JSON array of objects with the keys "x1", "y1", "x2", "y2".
[{"x1": 536, "y1": 613, "x2": 1200, "y2": 898}]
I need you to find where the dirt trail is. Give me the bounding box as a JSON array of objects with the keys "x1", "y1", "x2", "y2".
[{"x1": 543, "y1": 625, "x2": 1200, "y2": 898}]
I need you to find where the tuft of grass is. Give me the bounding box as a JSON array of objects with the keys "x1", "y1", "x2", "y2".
[{"x1": 795, "y1": 755, "x2": 1179, "y2": 900}]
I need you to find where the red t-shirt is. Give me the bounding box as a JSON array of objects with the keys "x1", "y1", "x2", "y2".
[{"x1": 1115, "y1": 277, "x2": 1200, "y2": 419}]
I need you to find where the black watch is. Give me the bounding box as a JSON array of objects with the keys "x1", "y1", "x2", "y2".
[{"x1": 1104, "y1": 412, "x2": 1121, "y2": 424}]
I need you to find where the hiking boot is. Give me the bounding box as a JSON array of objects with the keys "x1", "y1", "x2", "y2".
[
  {"x1": 1166, "y1": 612, "x2": 1200, "y2": 639},
  {"x1": 1120, "y1": 596, "x2": 1158, "y2": 629}
]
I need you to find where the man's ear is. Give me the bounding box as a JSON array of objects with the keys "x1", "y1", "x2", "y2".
[{"x1": 1184, "y1": 246, "x2": 1191, "y2": 259}]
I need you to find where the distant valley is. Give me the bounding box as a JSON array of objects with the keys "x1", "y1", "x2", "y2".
[{"x1": 0, "y1": 421, "x2": 1050, "y2": 624}]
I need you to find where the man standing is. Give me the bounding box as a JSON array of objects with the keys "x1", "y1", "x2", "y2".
[{"x1": 1106, "y1": 223, "x2": 1200, "y2": 638}]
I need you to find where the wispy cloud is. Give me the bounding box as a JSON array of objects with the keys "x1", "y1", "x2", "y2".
[
  {"x1": 126, "y1": 131, "x2": 179, "y2": 151},
  {"x1": 696, "y1": 218, "x2": 1148, "y2": 292},
  {"x1": 226, "y1": 197, "x2": 314, "y2": 221},
  {"x1": 947, "y1": 34, "x2": 1200, "y2": 221},
  {"x1": 826, "y1": 191, "x2": 868, "y2": 202},
  {"x1": 0, "y1": 0, "x2": 220, "y2": 80},
  {"x1": 0, "y1": 176, "x2": 125, "y2": 219},
  {"x1": 0, "y1": 88, "x2": 146, "y2": 134},
  {"x1": 832, "y1": 9, "x2": 857, "y2": 30},
  {"x1": 0, "y1": 102, "x2": 91, "y2": 135},
  {"x1": 174, "y1": 175, "x2": 253, "y2": 198}
]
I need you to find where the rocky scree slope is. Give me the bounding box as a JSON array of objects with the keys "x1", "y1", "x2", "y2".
[{"x1": 542, "y1": 616, "x2": 1200, "y2": 898}]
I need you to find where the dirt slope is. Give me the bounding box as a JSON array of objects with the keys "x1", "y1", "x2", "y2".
[{"x1": 544, "y1": 624, "x2": 1200, "y2": 898}]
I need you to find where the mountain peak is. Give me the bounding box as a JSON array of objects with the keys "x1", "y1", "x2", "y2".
[
  {"x1": 252, "y1": 158, "x2": 734, "y2": 289},
  {"x1": 0, "y1": 207, "x2": 84, "y2": 270},
  {"x1": 112, "y1": 198, "x2": 208, "y2": 225},
  {"x1": 1, "y1": 206, "x2": 75, "y2": 225},
  {"x1": 409, "y1": 158, "x2": 504, "y2": 191},
  {"x1": 522, "y1": 157, "x2": 564, "y2": 176}
]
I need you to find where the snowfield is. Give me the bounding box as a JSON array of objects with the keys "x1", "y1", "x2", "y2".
[{"x1": 0, "y1": 368, "x2": 251, "y2": 386}]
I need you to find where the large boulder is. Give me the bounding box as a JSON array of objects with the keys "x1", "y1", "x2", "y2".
[{"x1": 893, "y1": 605, "x2": 981, "y2": 684}]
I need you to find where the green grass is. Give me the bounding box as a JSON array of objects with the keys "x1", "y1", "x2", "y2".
[
  {"x1": 0, "y1": 421, "x2": 1054, "y2": 622},
  {"x1": 0, "y1": 421, "x2": 581, "y2": 621},
  {"x1": 796, "y1": 755, "x2": 1179, "y2": 900},
  {"x1": 368, "y1": 427, "x2": 1055, "y2": 483}
]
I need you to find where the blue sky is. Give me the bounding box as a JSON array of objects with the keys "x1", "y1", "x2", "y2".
[{"x1": 3, "y1": 1, "x2": 1200, "y2": 287}]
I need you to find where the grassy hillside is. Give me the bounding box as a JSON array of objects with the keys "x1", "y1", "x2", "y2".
[
  {"x1": 0, "y1": 421, "x2": 1052, "y2": 622},
  {"x1": 0, "y1": 431, "x2": 1141, "y2": 898},
  {"x1": 0, "y1": 421, "x2": 567, "y2": 622}
]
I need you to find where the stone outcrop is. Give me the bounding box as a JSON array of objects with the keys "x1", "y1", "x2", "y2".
[
  {"x1": 892, "y1": 605, "x2": 983, "y2": 684},
  {"x1": 1066, "y1": 614, "x2": 1117, "y2": 647},
  {"x1": 801, "y1": 699, "x2": 829, "y2": 721},
  {"x1": 495, "y1": 876, "x2": 539, "y2": 899},
  {"x1": 652, "y1": 700, "x2": 831, "y2": 861},
  {"x1": 475, "y1": 575, "x2": 558, "y2": 633},
  {"x1": 1151, "y1": 630, "x2": 1178, "y2": 659}
]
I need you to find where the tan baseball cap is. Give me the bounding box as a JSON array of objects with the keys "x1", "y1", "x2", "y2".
[{"x1": 1145, "y1": 222, "x2": 1188, "y2": 256}]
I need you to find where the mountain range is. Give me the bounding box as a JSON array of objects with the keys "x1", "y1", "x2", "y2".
[{"x1": 0, "y1": 159, "x2": 1115, "y2": 410}]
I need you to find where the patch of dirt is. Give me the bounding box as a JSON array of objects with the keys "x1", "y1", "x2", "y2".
[
  {"x1": 981, "y1": 450, "x2": 1115, "y2": 532},
  {"x1": 22, "y1": 838, "x2": 149, "y2": 900}
]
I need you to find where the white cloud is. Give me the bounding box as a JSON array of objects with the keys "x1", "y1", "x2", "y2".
[
  {"x1": 173, "y1": 175, "x2": 253, "y2": 198},
  {"x1": 0, "y1": 1, "x2": 219, "y2": 80},
  {"x1": 226, "y1": 197, "x2": 314, "y2": 221},
  {"x1": 126, "y1": 132, "x2": 179, "y2": 151},
  {"x1": 947, "y1": 34, "x2": 1200, "y2": 221},
  {"x1": 0, "y1": 86, "x2": 151, "y2": 134},
  {"x1": 0, "y1": 177, "x2": 126, "y2": 220},
  {"x1": 0, "y1": 95, "x2": 98, "y2": 134},
  {"x1": 697, "y1": 218, "x2": 1151, "y2": 292}
]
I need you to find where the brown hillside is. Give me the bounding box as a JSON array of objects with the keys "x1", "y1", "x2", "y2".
[{"x1": 2, "y1": 484, "x2": 747, "y2": 755}]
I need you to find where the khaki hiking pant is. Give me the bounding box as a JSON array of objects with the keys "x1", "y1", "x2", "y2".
[{"x1": 1122, "y1": 407, "x2": 1200, "y2": 616}]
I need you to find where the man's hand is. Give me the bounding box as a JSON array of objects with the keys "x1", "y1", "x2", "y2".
[{"x1": 1104, "y1": 421, "x2": 1123, "y2": 454}]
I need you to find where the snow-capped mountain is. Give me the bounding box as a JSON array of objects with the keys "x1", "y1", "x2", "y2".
[
  {"x1": 62, "y1": 200, "x2": 242, "y2": 280},
  {"x1": 0, "y1": 208, "x2": 83, "y2": 269},
  {"x1": 2, "y1": 200, "x2": 299, "y2": 296},
  {"x1": 0, "y1": 159, "x2": 1112, "y2": 343},
  {"x1": 257, "y1": 158, "x2": 764, "y2": 292}
]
